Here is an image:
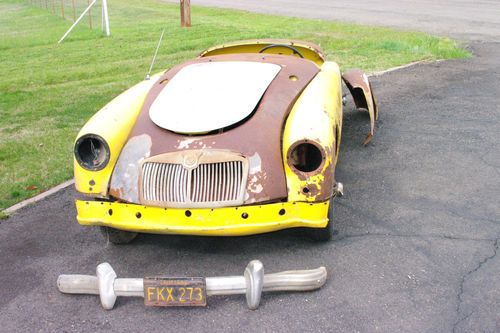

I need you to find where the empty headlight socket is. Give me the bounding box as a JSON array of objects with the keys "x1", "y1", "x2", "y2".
[
  {"x1": 287, "y1": 140, "x2": 326, "y2": 176},
  {"x1": 74, "y1": 134, "x2": 110, "y2": 171}
]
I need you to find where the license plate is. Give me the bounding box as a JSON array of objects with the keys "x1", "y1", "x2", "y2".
[{"x1": 143, "y1": 277, "x2": 207, "y2": 307}]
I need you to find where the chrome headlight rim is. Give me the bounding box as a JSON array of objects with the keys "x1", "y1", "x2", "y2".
[{"x1": 74, "y1": 134, "x2": 110, "y2": 171}]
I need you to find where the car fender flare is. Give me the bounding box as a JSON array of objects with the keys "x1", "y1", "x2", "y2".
[{"x1": 342, "y1": 69, "x2": 379, "y2": 145}]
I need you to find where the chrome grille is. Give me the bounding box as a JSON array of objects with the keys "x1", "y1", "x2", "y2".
[
  {"x1": 142, "y1": 163, "x2": 189, "y2": 203},
  {"x1": 141, "y1": 160, "x2": 246, "y2": 208},
  {"x1": 191, "y1": 161, "x2": 243, "y2": 203}
]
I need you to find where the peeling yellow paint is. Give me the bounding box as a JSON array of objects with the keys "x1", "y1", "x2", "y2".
[
  {"x1": 282, "y1": 62, "x2": 342, "y2": 202},
  {"x1": 74, "y1": 74, "x2": 162, "y2": 196}
]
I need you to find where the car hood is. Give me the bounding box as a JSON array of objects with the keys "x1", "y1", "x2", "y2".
[
  {"x1": 109, "y1": 54, "x2": 320, "y2": 206},
  {"x1": 149, "y1": 61, "x2": 282, "y2": 134}
]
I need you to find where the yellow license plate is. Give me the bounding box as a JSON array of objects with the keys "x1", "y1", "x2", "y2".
[{"x1": 143, "y1": 277, "x2": 207, "y2": 307}]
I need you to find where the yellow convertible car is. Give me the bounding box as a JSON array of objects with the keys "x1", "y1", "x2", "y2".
[{"x1": 73, "y1": 39, "x2": 378, "y2": 244}]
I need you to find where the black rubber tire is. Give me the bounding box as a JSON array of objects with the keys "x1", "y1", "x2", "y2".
[
  {"x1": 306, "y1": 198, "x2": 335, "y2": 241},
  {"x1": 100, "y1": 226, "x2": 138, "y2": 244}
]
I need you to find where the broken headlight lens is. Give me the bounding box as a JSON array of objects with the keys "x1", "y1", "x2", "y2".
[{"x1": 74, "y1": 134, "x2": 110, "y2": 171}]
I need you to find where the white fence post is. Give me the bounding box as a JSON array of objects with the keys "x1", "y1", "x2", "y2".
[
  {"x1": 101, "y1": 0, "x2": 110, "y2": 36},
  {"x1": 58, "y1": 0, "x2": 110, "y2": 44}
]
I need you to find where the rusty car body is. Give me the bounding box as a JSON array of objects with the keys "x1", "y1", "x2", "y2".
[{"x1": 73, "y1": 39, "x2": 378, "y2": 243}]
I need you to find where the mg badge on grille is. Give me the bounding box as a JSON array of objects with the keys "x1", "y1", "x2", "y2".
[{"x1": 182, "y1": 154, "x2": 199, "y2": 169}]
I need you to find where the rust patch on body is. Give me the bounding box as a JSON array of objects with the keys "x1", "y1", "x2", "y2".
[
  {"x1": 246, "y1": 152, "x2": 270, "y2": 203},
  {"x1": 306, "y1": 183, "x2": 320, "y2": 197},
  {"x1": 318, "y1": 144, "x2": 336, "y2": 200},
  {"x1": 111, "y1": 54, "x2": 320, "y2": 206}
]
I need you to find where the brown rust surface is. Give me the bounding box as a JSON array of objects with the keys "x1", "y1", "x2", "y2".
[
  {"x1": 305, "y1": 143, "x2": 336, "y2": 200},
  {"x1": 315, "y1": 143, "x2": 336, "y2": 200},
  {"x1": 110, "y1": 54, "x2": 320, "y2": 205}
]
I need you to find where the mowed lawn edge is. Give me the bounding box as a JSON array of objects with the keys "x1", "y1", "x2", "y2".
[{"x1": 0, "y1": 0, "x2": 469, "y2": 211}]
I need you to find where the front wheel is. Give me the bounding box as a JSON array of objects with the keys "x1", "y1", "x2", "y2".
[
  {"x1": 100, "y1": 227, "x2": 138, "y2": 244},
  {"x1": 306, "y1": 198, "x2": 335, "y2": 241}
]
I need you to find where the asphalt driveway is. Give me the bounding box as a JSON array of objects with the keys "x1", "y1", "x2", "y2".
[
  {"x1": 179, "y1": 0, "x2": 500, "y2": 41},
  {"x1": 1, "y1": 1, "x2": 500, "y2": 332}
]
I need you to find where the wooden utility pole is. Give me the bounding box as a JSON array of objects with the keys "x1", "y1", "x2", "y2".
[
  {"x1": 88, "y1": 0, "x2": 92, "y2": 28},
  {"x1": 61, "y1": 0, "x2": 65, "y2": 19},
  {"x1": 180, "y1": 0, "x2": 191, "y2": 27}
]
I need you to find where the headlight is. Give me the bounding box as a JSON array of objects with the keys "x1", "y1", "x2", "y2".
[
  {"x1": 74, "y1": 134, "x2": 110, "y2": 171},
  {"x1": 287, "y1": 140, "x2": 325, "y2": 174}
]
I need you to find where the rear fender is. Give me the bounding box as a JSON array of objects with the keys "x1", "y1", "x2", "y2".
[{"x1": 342, "y1": 69, "x2": 379, "y2": 145}]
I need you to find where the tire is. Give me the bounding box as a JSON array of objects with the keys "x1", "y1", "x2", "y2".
[
  {"x1": 100, "y1": 226, "x2": 138, "y2": 244},
  {"x1": 306, "y1": 197, "x2": 335, "y2": 241}
]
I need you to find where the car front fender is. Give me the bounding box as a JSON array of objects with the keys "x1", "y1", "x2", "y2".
[{"x1": 74, "y1": 74, "x2": 161, "y2": 197}]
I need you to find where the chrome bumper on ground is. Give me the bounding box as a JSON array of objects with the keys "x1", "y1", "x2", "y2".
[{"x1": 57, "y1": 260, "x2": 328, "y2": 310}]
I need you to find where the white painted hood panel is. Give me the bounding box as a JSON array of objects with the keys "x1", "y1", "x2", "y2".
[{"x1": 149, "y1": 61, "x2": 281, "y2": 134}]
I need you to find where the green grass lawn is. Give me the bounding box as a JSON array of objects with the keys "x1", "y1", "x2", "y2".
[{"x1": 0, "y1": 0, "x2": 469, "y2": 211}]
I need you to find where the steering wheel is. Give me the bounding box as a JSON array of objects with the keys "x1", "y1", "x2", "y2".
[{"x1": 258, "y1": 44, "x2": 305, "y2": 58}]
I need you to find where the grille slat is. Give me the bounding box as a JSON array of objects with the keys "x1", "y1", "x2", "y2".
[
  {"x1": 180, "y1": 165, "x2": 186, "y2": 201},
  {"x1": 157, "y1": 164, "x2": 164, "y2": 202},
  {"x1": 229, "y1": 161, "x2": 234, "y2": 200},
  {"x1": 199, "y1": 164, "x2": 206, "y2": 202},
  {"x1": 213, "y1": 164, "x2": 217, "y2": 202},
  {"x1": 194, "y1": 166, "x2": 200, "y2": 202},
  {"x1": 214, "y1": 163, "x2": 219, "y2": 202},
  {"x1": 161, "y1": 165, "x2": 168, "y2": 201},
  {"x1": 221, "y1": 162, "x2": 226, "y2": 201},
  {"x1": 204, "y1": 164, "x2": 209, "y2": 203},
  {"x1": 141, "y1": 160, "x2": 245, "y2": 207},
  {"x1": 174, "y1": 165, "x2": 180, "y2": 202},
  {"x1": 155, "y1": 163, "x2": 161, "y2": 202},
  {"x1": 169, "y1": 164, "x2": 175, "y2": 202},
  {"x1": 142, "y1": 163, "x2": 150, "y2": 200},
  {"x1": 165, "y1": 163, "x2": 172, "y2": 202},
  {"x1": 200, "y1": 165, "x2": 205, "y2": 202},
  {"x1": 234, "y1": 161, "x2": 240, "y2": 200}
]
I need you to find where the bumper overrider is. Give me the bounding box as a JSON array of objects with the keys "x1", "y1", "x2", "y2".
[{"x1": 76, "y1": 200, "x2": 329, "y2": 236}]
